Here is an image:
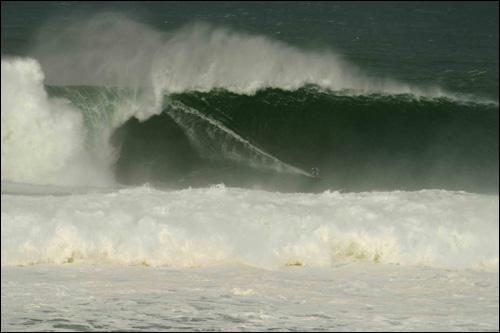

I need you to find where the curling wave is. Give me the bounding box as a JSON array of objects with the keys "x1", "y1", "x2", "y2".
[{"x1": 1, "y1": 14, "x2": 498, "y2": 190}]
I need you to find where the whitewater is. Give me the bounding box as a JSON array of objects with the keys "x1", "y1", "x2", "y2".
[
  {"x1": 1, "y1": 11, "x2": 499, "y2": 332},
  {"x1": 2, "y1": 184, "x2": 499, "y2": 331},
  {"x1": 1, "y1": 184, "x2": 498, "y2": 270}
]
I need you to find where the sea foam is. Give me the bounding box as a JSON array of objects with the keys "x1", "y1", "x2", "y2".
[
  {"x1": 1, "y1": 58, "x2": 113, "y2": 186},
  {"x1": 1, "y1": 186, "x2": 498, "y2": 271}
]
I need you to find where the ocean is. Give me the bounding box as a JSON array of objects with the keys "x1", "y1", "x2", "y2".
[{"x1": 1, "y1": 1, "x2": 499, "y2": 331}]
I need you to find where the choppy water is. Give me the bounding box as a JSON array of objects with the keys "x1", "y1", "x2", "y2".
[{"x1": 2, "y1": 264, "x2": 498, "y2": 331}]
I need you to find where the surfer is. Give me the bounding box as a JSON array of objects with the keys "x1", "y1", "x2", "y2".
[{"x1": 311, "y1": 167, "x2": 320, "y2": 178}]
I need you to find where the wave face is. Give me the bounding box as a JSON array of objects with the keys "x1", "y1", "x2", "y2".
[
  {"x1": 1, "y1": 14, "x2": 498, "y2": 192},
  {"x1": 1, "y1": 186, "x2": 498, "y2": 271},
  {"x1": 43, "y1": 86, "x2": 498, "y2": 193}
]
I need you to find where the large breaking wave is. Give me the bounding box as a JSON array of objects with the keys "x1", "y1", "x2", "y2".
[
  {"x1": 1, "y1": 14, "x2": 498, "y2": 272},
  {"x1": 1, "y1": 14, "x2": 498, "y2": 191}
]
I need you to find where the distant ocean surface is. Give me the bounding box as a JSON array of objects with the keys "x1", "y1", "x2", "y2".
[{"x1": 1, "y1": 2, "x2": 498, "y2": 331}]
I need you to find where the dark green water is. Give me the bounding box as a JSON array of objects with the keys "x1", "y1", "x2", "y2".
[{"x1": 3, "y1": 2, "x2": 499, "y2": 192}]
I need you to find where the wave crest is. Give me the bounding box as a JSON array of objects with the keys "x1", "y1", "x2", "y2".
[{"x1": 34, "y1": 13, "x2": 458, "y2": 114}]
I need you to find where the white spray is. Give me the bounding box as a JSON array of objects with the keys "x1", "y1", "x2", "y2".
[{"x1": 1, "y1": 58, "x2": 113, "y2": 186}]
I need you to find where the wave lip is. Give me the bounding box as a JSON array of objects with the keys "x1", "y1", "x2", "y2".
[{"x1": 2, "y1": 186, "x2": 498, "y2": 271}]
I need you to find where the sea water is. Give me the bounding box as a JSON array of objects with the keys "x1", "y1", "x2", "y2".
[{"x1": 2, "y1": 2, "x2": 499, "y2": 331}]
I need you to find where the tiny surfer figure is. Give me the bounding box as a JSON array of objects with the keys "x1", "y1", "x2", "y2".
[{"x1": 311, "y1": 167, "x2": 320, "y2": 178}]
